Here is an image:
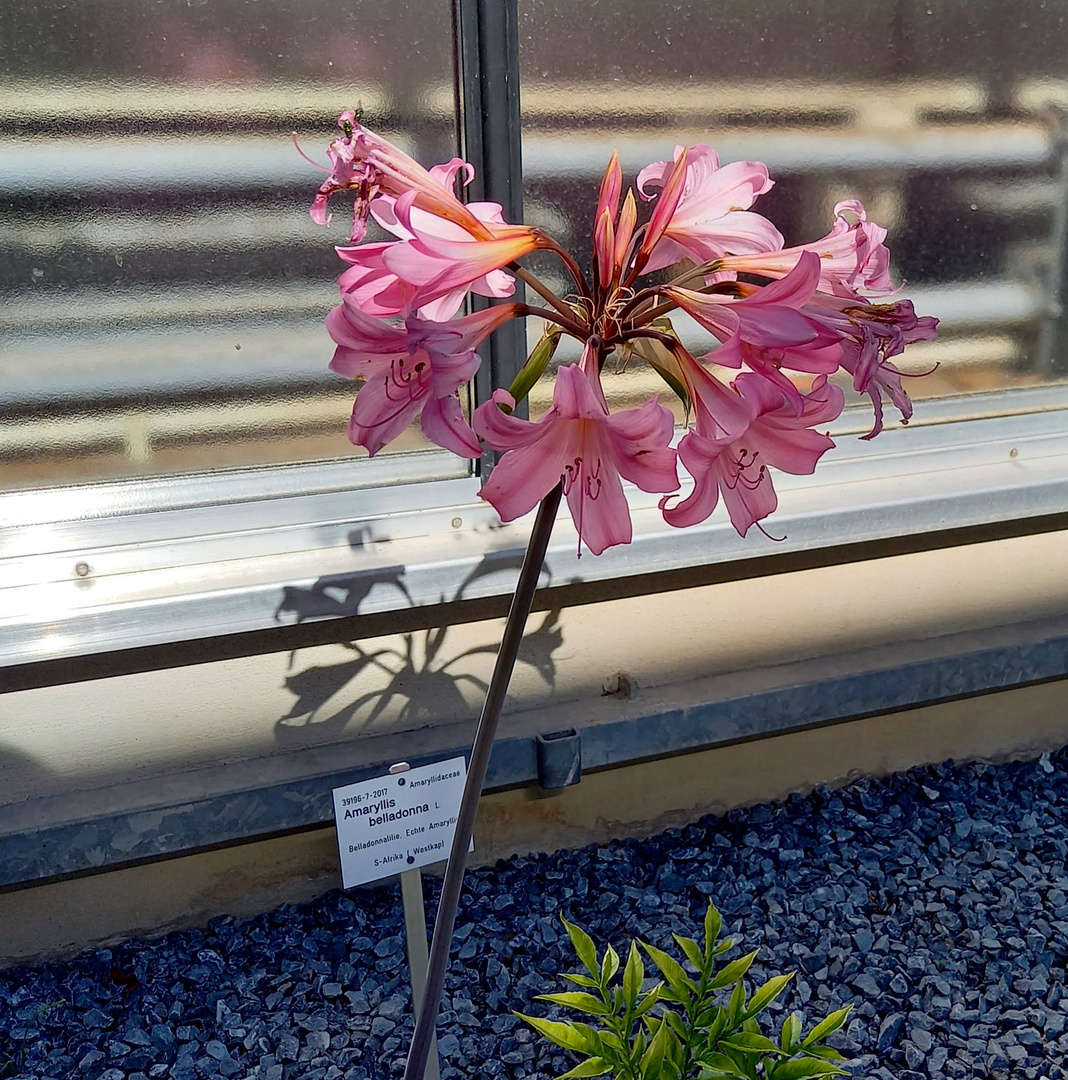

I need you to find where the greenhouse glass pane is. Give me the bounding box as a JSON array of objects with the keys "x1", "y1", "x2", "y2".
[
  {"x1": 0, "y1": 0, "x2": 459, "y2": 490},
  {"x1": 519, "y1": 0, "x2": 1068, "y2": 425}
]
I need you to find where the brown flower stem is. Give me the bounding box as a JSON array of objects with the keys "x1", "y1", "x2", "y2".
[
  {"x1": 402, "y1": 483, "x2": 563, "y2": 1080},
  {"x1": 541, "y1": 238, "x2": 594, "y2": 306},
  {"x1": 510, "y1": 264, "x2": 585, "y2": 327},
  {"x1": 516, "y1": 303, "x2": 589, "y2": 340}
]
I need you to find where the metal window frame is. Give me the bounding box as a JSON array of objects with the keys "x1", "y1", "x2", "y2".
[{"x1": 4, "y1": 385, "x2": 1068, "y2": 693}]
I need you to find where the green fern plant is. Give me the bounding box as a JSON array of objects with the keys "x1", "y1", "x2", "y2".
[{"x1": 517, "y1": 902, "x2": 852, "y2": 1080}]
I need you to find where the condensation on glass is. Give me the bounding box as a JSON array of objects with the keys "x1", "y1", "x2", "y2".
[
  {"x1": 519, "y1": 0, "x2": 1068, "y2": 426},
  {"x1": 0, "y1": 0, "x2": 458, "y2": 490}
]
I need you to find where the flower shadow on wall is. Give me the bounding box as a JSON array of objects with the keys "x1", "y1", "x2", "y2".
[{"x1": 272, "y1": 554, "x2": 564, "y2": 750}]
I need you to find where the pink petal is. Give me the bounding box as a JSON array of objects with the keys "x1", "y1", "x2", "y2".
[
  {"x1": 720, "y1": 456, "x2": 778, "y2": 537},
  {"x1": 661, "y1": 432, "x2": 726, "y2": 527},
  {"x1": 478, "y1": 435, "x2": 571, "y2": 522},
  {"x1": 347, "y1": 369, "x2": 427, "y2": 456},
  {"x1": 473, "y1": 390, "x2": 541, "y2": 450},
  {"x1": 419, "y1": 394, "x2": 482, "y2": 458},
  {"x1": 564, "y1": 457, "x2": 632, "y2": 556},
  {"x1": 741, "y1": 250, "x2": 821, "y2": 309},
  {"x1": 552, "y1": 363, "x2": 611, "y2": 421}
]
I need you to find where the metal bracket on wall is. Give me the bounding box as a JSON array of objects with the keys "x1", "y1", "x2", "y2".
[{"x1": 536, "y1": 727, "x2": 583, "y2": 789}]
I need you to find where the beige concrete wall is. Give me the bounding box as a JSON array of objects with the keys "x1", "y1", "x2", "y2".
[{"x1": 4, "y1": 676, "x2": 1067, "y2": 968}]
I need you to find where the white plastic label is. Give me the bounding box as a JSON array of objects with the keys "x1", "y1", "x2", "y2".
[{"x1": 332, "y1": 756, "x2": 471, "y2": 888}]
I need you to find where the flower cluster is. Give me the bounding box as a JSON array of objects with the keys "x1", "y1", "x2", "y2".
[{"x1": 304, "y1": 113, "x2": 937, "y2": 555}]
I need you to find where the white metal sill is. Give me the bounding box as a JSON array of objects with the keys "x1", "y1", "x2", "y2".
[{"x1": 2, "y1": 387, "x2": 1068, "y2": 671}]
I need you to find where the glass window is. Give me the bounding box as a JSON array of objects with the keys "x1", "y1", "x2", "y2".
[
  {"x1": 0, "y1": 0, "x2": 459, "y2": 491},
  {"x1": 518, "y1": 0, "x2": 1068, "y2": 426}
]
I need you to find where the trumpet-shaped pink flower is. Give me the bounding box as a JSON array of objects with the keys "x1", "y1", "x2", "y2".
[
  {"x1": 718, "y1": 200, "x2": 894, "y2": 298},
  {"x1": 304, "y1": 113, "x2": 543, "y2": 314},
  {"x1": 327, "y1": 299, "x2": 518, "y2": 457},
  {"x1": 636, "y1": 144, "x2": 783, "y2": 273},
  {"x1": 710, "y1": 335, "x2": 844, "y2": 415},
  {"x1": 305, "y1": 111, "x2": 497, "y2": 242},
  {"x1": 335, "y1": 159, "x2": 517, "y2": 320},
  {"x1": 666, "y1": 251, "x2": 830, "y2": 352},
  {"x1": 379, "y1": 213, "x2": 545, "y2": 315},
  {"x1": 662, "y1": 373, "x2": 844, "y2": 535},
  {"x1": 801, "y1": 296, "x2": 939, "y2": 437},
  {"x1": 474, "y1": 350, "x2": 679, "y2": 556}
]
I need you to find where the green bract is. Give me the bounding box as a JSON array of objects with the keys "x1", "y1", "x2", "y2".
[{"x1": 516, "y1": 902, "x2": 852, "y2": 1080}]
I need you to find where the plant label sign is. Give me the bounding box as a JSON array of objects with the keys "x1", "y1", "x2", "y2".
[{"x1": 332, "y1": 756, "x2": 471, "y2": 888}]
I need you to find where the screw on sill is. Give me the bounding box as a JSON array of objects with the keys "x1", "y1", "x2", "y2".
[
  {"x1": 451, "y1": 517, "x2": 463, "y2": 528},
  {"x1": 74, "y1": 561, "x2": 91, "y2": 578},
  {"x1": 1010, "y1": 448, "x2": 1019, "y2": 459}
]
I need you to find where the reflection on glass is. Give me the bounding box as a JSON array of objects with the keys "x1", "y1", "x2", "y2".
[
  {"x1": 0, "y1": 0, "x2": 458, "y2": 490},
  {"x1": 519, "y1": 0, "x2": 1068, "y2": 424}
]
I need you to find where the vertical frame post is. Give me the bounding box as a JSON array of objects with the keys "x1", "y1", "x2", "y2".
[{"x1": 456, "y1": 0, "x2": 528, "y2": 439}]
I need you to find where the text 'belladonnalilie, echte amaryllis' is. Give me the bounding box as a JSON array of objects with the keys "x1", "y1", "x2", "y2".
[{"x1": 300, "y1": 111, "x2": 938, "y2": 556}]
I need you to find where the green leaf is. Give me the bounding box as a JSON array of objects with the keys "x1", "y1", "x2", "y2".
[
  {"x1": 597, "y1": 1030, "x2": 624, "y2": 1052},
  {"x1": 639, "y1": 1011, "x2": 675, "y2": 1079},
  {"x1": 726, "y1": 979, "x2": 746, "y2": 1025},
  {"x1": 710, "y1": 938, "x2": 736, "y2": 957},
  {"x1": 743, "y1": 973, "x2": 794, "y2": 1018},
  {"x1": 571, "y1": 1023, "x2": 605, "y2": 1055},
  {"x1": 634, "y1": 983, "x2": 663, "y2": 1017},
  {"x1": 709, "y1": 950, "x2": 759, "y2": 990},
  {"x1": 696, "y1": 1054, "x2": 750, "y2": 1079},
  {"x1": 561, "y1": 973, "x2": 601, "y2": 989},
  {"x1": 801, "y1": 1006, "x2": 852, "y2": 1048},
  {"x1": 769, "y1": 1059, "x2": 847, "y2": 1079},
  {"x1": 507, "y1": 325, "x2": 560, "y2": 408},
  {"x1": 660, "y1": 1009, "x2": 689, "y2": 1041},
  {"x1": 702, "y1": 1008, "x2": 728, "y2": 1049},
  {"x1": 703, "y1": 903, "x2": 723, "y2": 956},
  {"x1": 556, "y1": 1058, "x2": 613, "y2": 1079},
  {"x1": 673, "y1": 934, "x2": 704, "y2": 972},
  {"x1": 623, "y1": 941, "x2": 645, "y2": 1008},
  {"x1": 562, "y1": 918, "x2": 600, "y2": 979},
  {"x1": 780, "y1": 1013, "x2": 802, "y2": 1054},
  {"x1": 804, "y1": 1046, "x2": 847, "y2": 1062},
  {"x1": 601, "y1": 943, "x2": 621, "y2": 985},
  {"x1": 516, "y1": 1014, "x2": 596, "y2": 1053},
  {"x1": 641, "y1": 942, "x2": 695, "y2": 1001},
  {"x1": 719, "y1": 1033, "x2": 785, "y2": 1056},
  {"x1": 534, "y1": 992, "x2": 610, "y2": 1016}
]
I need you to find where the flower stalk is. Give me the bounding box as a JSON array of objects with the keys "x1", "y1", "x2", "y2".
[{"x1": 402, "y1": 483, "x2": 563, "y2": 1080}]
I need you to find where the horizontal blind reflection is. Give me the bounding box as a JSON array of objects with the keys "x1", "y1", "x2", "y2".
[
  {"x1": 0, "y1": 1, "x2": 459, "y2": 490},
  {"x1": 518, "y1": 0, "x2": 1068, "y2": 423}
]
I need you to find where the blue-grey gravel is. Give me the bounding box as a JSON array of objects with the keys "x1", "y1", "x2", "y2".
[{"x1": 4, "y1": 750, "x2": 1068, "y2": 1080}]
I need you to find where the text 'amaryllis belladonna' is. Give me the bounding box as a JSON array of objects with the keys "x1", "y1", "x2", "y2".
[{"x1": 302, "y1": 113, "x2": 938, "y2": 555}]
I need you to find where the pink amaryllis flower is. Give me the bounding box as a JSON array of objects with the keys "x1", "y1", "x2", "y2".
[
  {"x1": 718, "y1": 200, "x2": 894, "y2": 298},
  {"x1": 378, "y1": 210, "x2": 546, "y2": 316},
  {"x1": 327, "y1": 299, "x2": 518, "y2": 457},
  {"x1": 662, "y1": 373, "x2": 844, "y2": 536},
  {"x1": 635, "y1": 144, "x2": 783, "y2": 273},
  {"x1": 305, "y1": 110, "x2": 504, "y2": 243},
  {"x1": 336, "y1": 158, "x2": 518, "y2": 320},
  {"x1": 802, "y1": 296, "x2": 939, "y2": 438},
  {"x1": 473, "y1": 348, "x2": 679, "y2": 556},
  {"x1": 666, "y1": 250, "x2": 831, "y2": 353}
]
